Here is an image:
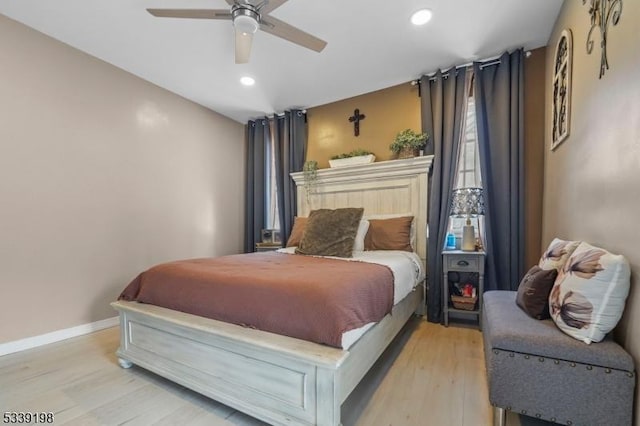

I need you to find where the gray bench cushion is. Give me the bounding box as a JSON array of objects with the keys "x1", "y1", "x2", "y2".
[{"x1": 483, "y1": 291, "x2": 634, "y2": 371}]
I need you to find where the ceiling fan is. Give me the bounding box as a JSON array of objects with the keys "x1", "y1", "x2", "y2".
[{"x1": 147, "y1": 0, "x2": 327, "y2": 64}]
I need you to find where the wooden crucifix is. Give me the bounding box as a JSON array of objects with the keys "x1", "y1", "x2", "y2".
[{"x1": 348, "y1": 108, "x2": 366, "y2": 136}]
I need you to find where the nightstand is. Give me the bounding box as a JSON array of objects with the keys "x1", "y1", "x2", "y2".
[
  {"x1": 255, "y1": 243, "x2": 282, "y2": 252},
  {"x1": 442, "y1": 250, "x2": 485, "y2": 328}
]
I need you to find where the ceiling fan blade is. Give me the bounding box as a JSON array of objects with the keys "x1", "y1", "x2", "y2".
[
  {"x1": 259, "y1": 0, "x2": 289, "y2": 14},
  {"x1": 260, "y1": 16, "x2": 326, "y2": 52},
  {"x1": 146, "y1": 9, "x2": 232, "y2": 20},
  {"x1": 235, "y1": 30, "x2": 253, "y2": 64}
]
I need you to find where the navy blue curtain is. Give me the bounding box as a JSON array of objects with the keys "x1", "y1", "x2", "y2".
[
  {"x1": 474, "y1": 49, "x2": 525, "y2": 290},
  {"x1": 244, "y1": 119, "x2": 270, "y2": 253},
  {"x1": 274, "y1": 110, "x2": 307, "y2": 245},
  {"x1": 422, "y1": 69, "x2": 468, "y2": 323}
]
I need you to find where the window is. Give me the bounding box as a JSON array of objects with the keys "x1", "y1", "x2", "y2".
[
  {"x1": 454, "y1": 95, "x2": 482, "y2": 189},
  {"x1": 449, "y1": 72, "x2": 483, "y2": 245},
  {"x1": 264, "y1": 120, "x2": 280, "y2": 231}
]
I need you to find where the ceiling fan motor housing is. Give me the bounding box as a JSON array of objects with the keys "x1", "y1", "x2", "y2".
[{"x1": 232, "y1": 5, "x2": 260, "y2": 34}]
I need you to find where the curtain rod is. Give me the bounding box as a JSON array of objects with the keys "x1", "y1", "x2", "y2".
[
  {"x1": 250, "y1": 109, "x2": 307, "y2": 125},
  {"x1": 264, "y1": 109, "x2": 307, "y2": 120},
  {"x1": 410, "y1": 50, "x2": 532, "y2": 85}
]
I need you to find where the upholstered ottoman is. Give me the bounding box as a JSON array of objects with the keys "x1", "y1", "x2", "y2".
[{"x1": 483, "y1": 291, "x2": 635, "y2": 425}]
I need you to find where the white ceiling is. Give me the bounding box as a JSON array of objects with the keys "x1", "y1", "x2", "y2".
[{"x1": 0, "y1": 0, "x2": 563, "y2": 123}]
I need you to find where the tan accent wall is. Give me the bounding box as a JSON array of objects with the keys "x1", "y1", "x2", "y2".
[
  {"x1": 0, "y1": 15, "x2": 245, "y2": 344},
  {"x1": 543, "y1": 2, "x2": 640, "y2": 422},
  {"x1": 523, "y1": 48, "x2": 546, "y2": 268},
  {"x1": 306, "y1": 83, "x2": 421, "y2": 168},
  {"x1": 306, "y1": 55, "x2": 547, "y2": 269}
]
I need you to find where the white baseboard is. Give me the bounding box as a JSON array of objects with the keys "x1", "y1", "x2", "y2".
[{"x1": 0, "y1": 316, "x2": 119, "y2": 357}]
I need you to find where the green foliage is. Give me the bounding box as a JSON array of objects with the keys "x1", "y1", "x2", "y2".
[
  {"x1": 330, "y1": 148, "x2": 374, "y2": 160},
  {"x1": 302, "y1": 160, "x2": 318, "y2": 202},
  {"x1": 389, "y1": 129, "x2": 428, "y2": 153},
  {"x1": 303, "y1": 160, "x2": 318, "y2": 172}
]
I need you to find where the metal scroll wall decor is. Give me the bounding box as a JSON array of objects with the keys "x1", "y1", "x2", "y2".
[
  {"x1": 583, "y1": 0, "x2": 623, "y2": 78},
  {"x1": 552, "y1": 30, "x2": 572, "y2": 150}
]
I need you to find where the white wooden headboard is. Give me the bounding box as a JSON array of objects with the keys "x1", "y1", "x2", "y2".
[{"x1": 290, "y1": 156, "x2": 433, "y2": 265}]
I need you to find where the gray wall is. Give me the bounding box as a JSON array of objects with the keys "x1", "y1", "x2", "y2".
[
  {"x1": 0, "y1": 15, "x2": 245, "y2": 343},
  {"x1": 543, "y1": 2, "x2": 640, "y2": 423}
]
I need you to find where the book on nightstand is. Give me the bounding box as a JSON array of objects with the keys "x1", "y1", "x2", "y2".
[
  {"x1": 255, "y1": 242, "x2": 282, "y2": 248},
  {"x1": 255, "y1": 242, "x2": 283, "y2": 252}
]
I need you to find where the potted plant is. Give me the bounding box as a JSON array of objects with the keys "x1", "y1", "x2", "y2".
[
  {"x1": 328, "y1": 148, "x2": 376, "y2": 168},
  {"x1": 302, "y1": 160, "x2": 318, "y2": 202},
  {"x1": 389, "y1": 129, "x2": 428, "y2": 159}
]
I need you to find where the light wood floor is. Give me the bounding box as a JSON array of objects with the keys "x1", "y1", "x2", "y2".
[{"x1": 0, "y1": 318, "x2": 531, "y2": 425}]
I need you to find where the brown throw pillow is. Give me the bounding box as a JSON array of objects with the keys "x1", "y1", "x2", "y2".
[
  {"x1": 364, "y1": 216, "x2": 413, "y2": 252},
  {"x1": 286, "y1": 216, "x2": 308, "y2": 247},
  {"x1": 516, "y1": 265, "x2": 558, "y2": 320},
  {"x1": 295, "y1": 208, "x2": 364, "y2": 258}
]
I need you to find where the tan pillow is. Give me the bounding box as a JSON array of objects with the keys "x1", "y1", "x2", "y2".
[
  {"x1": 364, "y1": 212, "x2": 416, "y2": 249},
  {"x1": 364, "y1": 216, "x2": 413, "y2": 252},
  {"x1": 286, "y1": 217, "x2": 308, "y2": 247},
  {"x1": 295, "y1": 208, "x2": 364, "y2": 258}
]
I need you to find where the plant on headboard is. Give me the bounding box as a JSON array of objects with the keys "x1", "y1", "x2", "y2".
[
  {"x1": 302, "y1": 160, "x2": 318, "y2": 203},
  {"x1": 330, "y1": 148, "x2": 374, "y2": 160},
  {"x1": 390, "y1": 129, "x2": 428, "y2": 159}
]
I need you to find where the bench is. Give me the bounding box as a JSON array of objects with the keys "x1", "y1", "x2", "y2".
[{"x1": 482, "y1": 290, "x2": 635, "y2": 425}]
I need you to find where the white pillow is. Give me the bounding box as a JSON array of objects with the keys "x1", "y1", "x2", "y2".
[
  {"x1": 363, "y1": 213, "x2": 416, "y2": 250},
  {"x1": 549, "y1": 242, "x2": 630, "y2": 344},
  {"x1": 353, "y1": 219, "x2": 370, "y2": 252},
  {"x1": 538, "y1": 238, "x2": 580, "y2": 271}
]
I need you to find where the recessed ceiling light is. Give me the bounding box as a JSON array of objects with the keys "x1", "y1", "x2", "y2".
[
  {"x1": 240, "y1": 76, "x2": 255, "y2": 86},
  {"x1": 411, "y1": 9, "x2": 432, "y2": 26}
]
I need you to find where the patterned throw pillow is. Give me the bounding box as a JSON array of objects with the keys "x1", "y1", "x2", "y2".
[
  {"x1": 516, "y1": 265, "x2": 558, "y2": 320},
  {"x1": 286, "y1": 216, "x2": 370, "y2": 251},
  {"x1": 548, "y1": 242, "x2": 631, "y2": 344},
  {"x1": 538, "y1": 238, "x2": 580, "y2": 271},
  {"x1": 295, "y1": 208, "x2": 364, "y2": 258}
]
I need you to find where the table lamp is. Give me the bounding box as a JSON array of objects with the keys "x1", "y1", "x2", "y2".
[{"x1": 450, "y1": 187, "x2": 485, "y2": 251}]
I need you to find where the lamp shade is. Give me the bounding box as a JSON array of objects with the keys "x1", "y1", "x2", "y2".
[{"x1": 450, "y1": 187, "x2": 485, "y2": 217}]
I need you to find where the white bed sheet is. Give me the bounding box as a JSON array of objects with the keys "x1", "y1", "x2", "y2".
[{"x1": 277, "y1": 248, "x2": 425, "y2": 349}]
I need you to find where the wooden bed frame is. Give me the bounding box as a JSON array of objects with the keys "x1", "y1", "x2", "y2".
[{"x1": 112, "y1": 156, "x2": 433, "y2": 426}]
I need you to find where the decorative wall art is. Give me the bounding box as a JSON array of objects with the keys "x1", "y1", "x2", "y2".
[
  {"x1": 348, "y1": 108, "x2": 366, "y2": 136},
  {"x1": 583, "y1": 0, "x2": 623, "y2": 79},
  {"x1": 551, "y1": 29, "x2": 573, "y2": 150}
]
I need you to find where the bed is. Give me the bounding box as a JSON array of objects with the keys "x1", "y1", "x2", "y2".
[{"x1": 111, "y1": 155, "x2": 432, "y2": 426}]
